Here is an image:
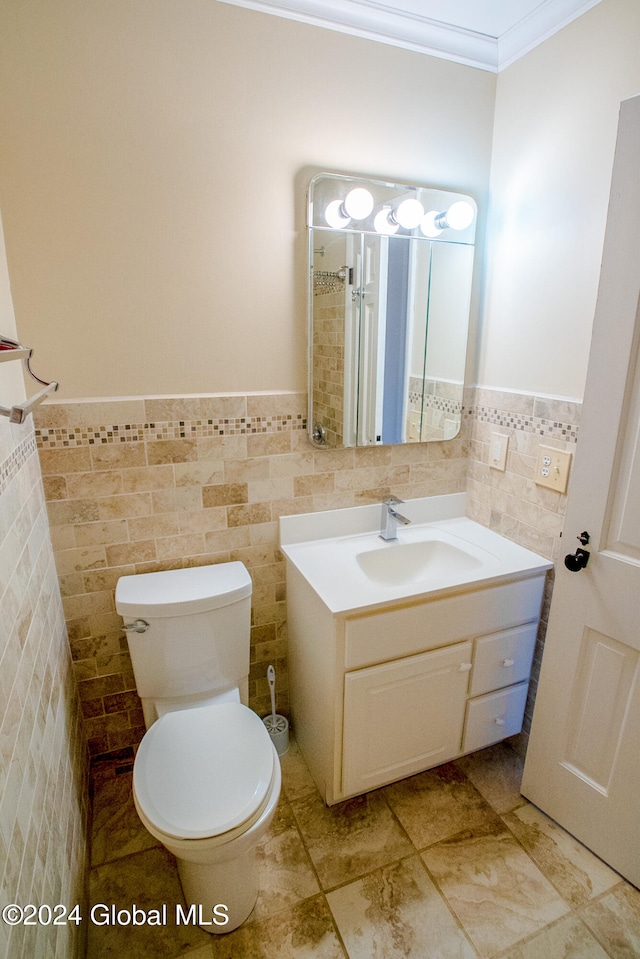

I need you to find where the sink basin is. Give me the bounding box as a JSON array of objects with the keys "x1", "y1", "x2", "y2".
[
  {"x1": 279, "y1": 494, "x2": 553, "y2": 614},
  {"x1": 356, "y1": 538, "x2": 483, "y2": 586}
]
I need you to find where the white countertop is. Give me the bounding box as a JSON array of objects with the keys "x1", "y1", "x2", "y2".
[{"x1": 280, "y1": 494, "x2": 552, "y2": 614}]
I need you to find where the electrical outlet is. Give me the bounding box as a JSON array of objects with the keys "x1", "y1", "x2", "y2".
[
  {"x1": 535, "y1": 445, "x2": 572, "y2": 492},
  {"x1": 490, "y1": 432, "x2": 509, "y2": 471}
]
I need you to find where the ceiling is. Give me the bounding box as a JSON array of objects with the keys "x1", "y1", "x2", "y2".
[{"x1": 215, "y1": 0, "x2": 603, "y2": 71}]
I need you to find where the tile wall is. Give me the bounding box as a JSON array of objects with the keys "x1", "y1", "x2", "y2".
[
  {"x1": 32, "y1": 386, "x2": 579, "y2": 769},
  {"x1": 0, "y1": 418, "x2": 89, "y2": 959},
  {"x1": 465, "y1": 386, "x2": 581, "y2": 746},
  {"x1": 33, "y1": 391, "x2": 468, "y2": 768},
  {"x1": 408, "y1": 375, "x2": 464, "y2": 441},
  {"x1": 312, "y1": 281, "x2": 345, "y2": 448}
]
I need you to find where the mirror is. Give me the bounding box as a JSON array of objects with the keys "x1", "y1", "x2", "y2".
[{"x1": 308, "y1": 173, "x2": 476, "y2": 448}]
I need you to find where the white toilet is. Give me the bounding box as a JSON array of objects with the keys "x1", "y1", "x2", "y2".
[{"x1": 114, "y1": 561, "x2": 281, "y2": 934}]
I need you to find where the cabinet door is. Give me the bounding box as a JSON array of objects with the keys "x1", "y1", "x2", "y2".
[{"x1": 342, "y1": 641, "x2": 472, "y2": 797}]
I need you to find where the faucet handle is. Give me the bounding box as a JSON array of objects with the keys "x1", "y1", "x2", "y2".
[{"x1": 384, "y1": 495, "x2": 404, "y2": 506}]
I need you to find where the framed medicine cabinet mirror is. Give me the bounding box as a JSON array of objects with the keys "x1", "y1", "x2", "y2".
[{"x1": 308, "y1": 172, "x2": 477, "y2": 448}]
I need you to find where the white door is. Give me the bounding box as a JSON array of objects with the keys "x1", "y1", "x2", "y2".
[{"x1": 521, "y1": 94, "x2": 640, "y2": 887}]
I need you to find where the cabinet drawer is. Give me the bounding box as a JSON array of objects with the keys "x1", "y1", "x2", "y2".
[
  {"x1": 462, "y1": 682, "x2": 528, "y2": 753},
  {"x1": 470, "y1": 623, "x2": 537, "y2": 697},
  {"x1": 344, "y1": 576, "x2": 545, "y2": 670}
]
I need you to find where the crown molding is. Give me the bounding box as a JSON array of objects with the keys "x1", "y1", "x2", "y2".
[
  {"x1": 213, "y1": 0, "x2": 602, "y2": 72},
  {"x1": 215, "y1": 0, "x2": 499, "y2": 71},
  {"x1": 498, "y1": 0, "x2": 603, "y2": 69}
]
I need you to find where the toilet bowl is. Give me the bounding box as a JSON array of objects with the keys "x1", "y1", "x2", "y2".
[
  {"x1": 114, "y1": 562, "x2": 282, "y2": 933},
  {"x1": 132, "y1": 701, "x2": 281, "y2": 932}
]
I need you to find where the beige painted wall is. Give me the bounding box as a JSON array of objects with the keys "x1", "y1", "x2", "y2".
[
  {"x1": 479, "y1": 0, "x2": 640, "y2": 400},
  {"x1": 0, "y1": 0, "x2": 495, "y2": 399},
  {"x1": 0, "y1": 214, "x2": 24, "y2": 407}
]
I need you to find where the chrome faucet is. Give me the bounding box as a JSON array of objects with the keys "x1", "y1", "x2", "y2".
[{"x1": 380, "y1": 496, "x2": 411, "y2": 541}]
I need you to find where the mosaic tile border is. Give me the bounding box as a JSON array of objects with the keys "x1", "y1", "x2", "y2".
[
  {"x1": 0, "y1": 430, "x2": 37, "y2": 495},
  {"x1": 466, "y1": 404, "x2": 579, "y2": 443},
  {"x1": 35, "y1": 414, "x2": 307, "y2": 449},
  {"x1": 408, "y1": 389, "x2": 463, "y2": 413}
]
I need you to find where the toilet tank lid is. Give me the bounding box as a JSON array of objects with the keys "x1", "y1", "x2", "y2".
[{"x1": 115, "y1": 562, "x2": 252, "y2": 617}]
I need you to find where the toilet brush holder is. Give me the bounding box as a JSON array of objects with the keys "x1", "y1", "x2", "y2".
[
  {"x1": 263, "y1": 665, "x2": 289, "y2": 756},
  {"x1": 263, "y1": 712, "x2": 289, "y2": 756}
]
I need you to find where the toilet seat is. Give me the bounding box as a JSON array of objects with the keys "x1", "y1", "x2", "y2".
[{"x1": 133, "y1": 702, "x2": 275, "y2": 841}]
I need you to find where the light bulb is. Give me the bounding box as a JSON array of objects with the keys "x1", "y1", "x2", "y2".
[
  {"x1": 344, "y1": 188, "x2": 374, "y2": 220},
  {"x1": 394, "y1": 198, "x2": 425, "y2": 230},
  {"x1": 325, "y1": 199, "x2": 351, "y2": 229},
  {"x1": 420, "y1": 212, "x2": 443, "y2": 238},
  {"x1": 444, "y1": 200, "x2": 474, "y2": 230},
  {"x1": 374, "y1": 207, "x2": 399, "y2": 235}
]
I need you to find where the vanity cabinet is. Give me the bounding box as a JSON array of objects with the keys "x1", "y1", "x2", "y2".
[{"x1": 286, "y1": 562, "x2": 545, "y2": 805}]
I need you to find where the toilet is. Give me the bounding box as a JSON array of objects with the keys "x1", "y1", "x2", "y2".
[{"x1": 115, "y1": 562, "x2": 281, "y2": 933}]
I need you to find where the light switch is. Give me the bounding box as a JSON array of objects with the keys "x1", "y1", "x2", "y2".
[
  {"x1": 490, "y1": 432, "x2": 509, "y2": 471},
  {"x1": 535, "y1": 445, "x2": 572, "y2": 492}
]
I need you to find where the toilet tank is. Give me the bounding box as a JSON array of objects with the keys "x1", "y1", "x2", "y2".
[{"x1": 115, "y1": 562, "x2": 252, "y2": 703}]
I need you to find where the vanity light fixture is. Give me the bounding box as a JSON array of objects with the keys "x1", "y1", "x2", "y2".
[
  {"x1": 420, "y1": 200, "x2": 475, "y2": 237},
  {"x1": 324, "y1": 199, "x2": 351, "y2": 229},
  {"x1": 373, "y1": 205, "x2": 400, "y2": 235},
  {"x1": 393, "y1": 197, "x2": 425, "y2": 229},
  {"x1": 325, "y1": 187, "x2": 374, "y2": 228},
  {"x1": 344, "y1": 187, "x2": 374, "y2": 219},
  {"x1": 312, "y1": 173, "x2": 476, "y2": 243},
  {"x1": 375, "y1": 197, "x2": 425, "y2": 233},
  {"x1": 420, "y1": 211, "x2": 444, "y2": 238}
]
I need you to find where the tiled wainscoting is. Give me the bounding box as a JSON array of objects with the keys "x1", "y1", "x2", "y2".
[
  {"x1": 0, "y1": 421, "x2": 89, "y2": 959},
  {"x1": 34, "y1": 391, "x2": 468, "y2": 767},
  {"x1": 465, "y1": 387, "x2": 581, "y2": 745},
  {"x1": 32, "y1": 387, "x2": 579, "y2": 770}
]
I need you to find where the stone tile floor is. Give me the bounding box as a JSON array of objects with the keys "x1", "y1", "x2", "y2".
[{"x1": 86, "y1": 739, "x2": 640, "y2": 959}]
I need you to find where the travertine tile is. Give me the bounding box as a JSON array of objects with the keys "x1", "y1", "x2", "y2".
[
  {"x1": 455, "y1": 741, "x2": 525, "y2": 814},
  {"x1": 291, "y1": 791, "x2": 413, "y2": 890},
  {"x1": 1, "y1": 429, "x2": 89, "y2": 959},
  {"x1": 227, "y1": 503, "x2": 271, "y2": 527},
  {"x1": 504, "y1": 803, "x2": 619, "y2": 907},
  {"x1": 66, "y1": 470, "x2": 124, "y2": 498},
  {"x1": 87, "y1": 846, "x2": 210, "y2": 958},
  {"x1": 502, "y1": 914, "x2": 609, "y2": 959},
  {"x1": 252, "y1": 798, "x2": 320, "y2": 920},
  {"x1": 90, "y1": 771, "x2": 158, "y2": 866},
  {"x1": 422, "y1": 822, "x2": 568, "y2": 957},
  {"x1": 98, "y1": 491, "x2": 153, "y2": 519},
  {"x1": 210, "y1": 895, "x2": 345, "y2": 959},
  {"x1": 202, "y1": 482, "x2": 248, "y2": 507},
  {"x1": 279, "y1": 740, "x2": 318, "y2": 803},
  {"x1": 90, "y1": 443, "x2": 147, "y2": 470},
  {"x1": 327, "y1": 856, "x2": 478, "y2": 959},
  {"x1": 120, "y1": 464, "x2": 176, "y2": 492},
  {"x1": 147, "y1": 438, "x2": 198, "y2": 464},
  {"x1": 383, "y1": 762, "x2": 501, "y2": 849},
  {"x1": 580, "y1": 882, "x2": 640, "y2": 958},
  {"x1": 74, "y1": 519, "x2": 130, "y2": 546}
]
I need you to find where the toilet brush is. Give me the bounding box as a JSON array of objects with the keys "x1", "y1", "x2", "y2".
[{"x1": 263, "y1": 664, "x2": 289, "y2": 755}]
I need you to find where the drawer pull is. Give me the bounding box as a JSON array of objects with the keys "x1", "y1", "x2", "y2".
[
  {"x1": 458, "y1": 662, "x2": 473, "y2": 672},
  {"x1": 502, "y1": 658, "x2": 515, "y2": 667},
  {"x1": 494, "y1": 717, "x2": 506, "y2": 726}
]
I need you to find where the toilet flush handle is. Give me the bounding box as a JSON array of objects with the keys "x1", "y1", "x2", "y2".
[{"x1": 123, "y1": 618, "x2": 150, "y2": 633}]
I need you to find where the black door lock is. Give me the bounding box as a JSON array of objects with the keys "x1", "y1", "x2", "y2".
[{"x1": 564, "y1": 531, "x2": 590, "y2": 572}]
